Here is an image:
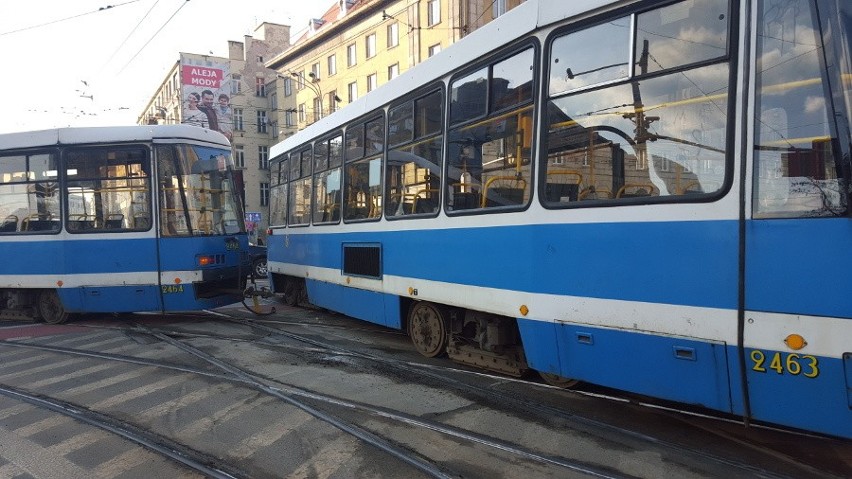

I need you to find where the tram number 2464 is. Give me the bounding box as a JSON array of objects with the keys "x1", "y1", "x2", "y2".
[{"x1": 750, "y1": 350, "x2": 819, "y2": 378}]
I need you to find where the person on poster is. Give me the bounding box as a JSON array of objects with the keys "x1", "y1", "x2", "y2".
[
  {"x1": 198, "y1": 89, "x2": 220, "y2": 131},
  {"x1": 216, "y1": 93, "x2": 233, "y2": 141},
  {"x1": 183, "y1": 92, "x2": 208, "y2": 128}
]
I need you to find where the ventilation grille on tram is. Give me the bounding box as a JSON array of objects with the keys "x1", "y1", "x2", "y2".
[{"x1": 342, "y1": 244, "x2": 382, "y2": 279}]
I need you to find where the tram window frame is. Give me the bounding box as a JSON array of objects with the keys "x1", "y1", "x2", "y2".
[
  {"x1": 64, "y1": 145, "x2": 152, "y2": 233},
  {"x1": 0, "y1": 150, "x2": 61, "y2": 235},
  {"x1": 343, "y1": 115, "x2": 385, "y2": 222},
  {"x1": 312, "y1": 132, "x2": 344, "y2": 225},
  {"x1": 539, "y1": 0, "x2": 734, "y2": 211},
  {"x1": 385, "y1": 86, "x2": 445, "y2": 220},
  {"x1": 288, "y1": 147, "x2": 313, "y2": 227},
  {"x1": 445, "y1": 42, "x2": 539, "y2": 215}
]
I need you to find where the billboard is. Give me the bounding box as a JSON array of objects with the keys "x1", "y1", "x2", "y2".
[{"x1": 180, "y1": 54, "x2": 233, "y2": 141}]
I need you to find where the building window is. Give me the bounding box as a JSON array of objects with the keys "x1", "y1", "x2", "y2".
[
  {"x1": 388, "y1": 63, "x2": 399, "y2": 80},
  {"x1": 328, "y1": 90, "x2": 339, "y2": 111},
  {"x1": 260, "y1": 182, "x2": 270, "y2": 207},
  {"x1": 427, "y1": 0, "x2": 441, "y2": 26},
  {"x1": 348, "y1": 82, "x2": 358, "y2": 103},
  {"x1": 233, "y1": 108, "x2": 244, "y2": 130},
  {"x1": 235, "y1": 145, "x2": 245, "y2": 168},
  {"x1": 298, "y1": 103, "x2": 306, "y2": 123},
  {"x1": 492, "y1": 0, "x2": 507, "y2": 19},
  {"x1": 256, "y1": 77, "x2": 266, "y2": 97},
  {"x1": 259, "y1": 146, "x2": 269, "y2": 169},
  {"x1": 328, "y1": 54, "x2": 337, "y2": 76},
  {"x1": 231, "y1": 74, "x2": 242, "y2": 95},
  {"x1": 347, "y1": 43, "x2": 357, "y2": 67},
  {"x1": 270, "y1": 92, "x2": 278, "y2": 111},
  {"x1": 387, "y1": 23, "x2": 399, "y2": 48},
  {"x1": 313, "y1": 96, "x2": 323, "y2": 121},
  {"x1": 257, "y1": 110, "x2": 268, "y2": 133},
  {"x1": 366, "y1": 33, "x2": 377, "y2": 58},
  {"x1": 284, "y1": 77, "x2": 292, "y2": 96},
  {"x1": 311, "y1": 62, "x2": 321, "y2": 80},
  {"x1": 295, "y1": 72, "x2": 305, "y2": 91},
  {"x1": 271, "y1": 121, "x2": 278, "y2": 139},
  {"x1": 428, "y1": 44, "x2": 442, "y2": 57},
  {"x1": 367, "y1": 73, "x2": 378, "y2": 92},
  {"x1": 285, "y1": 110, "x2": 294, "y2": 127}
]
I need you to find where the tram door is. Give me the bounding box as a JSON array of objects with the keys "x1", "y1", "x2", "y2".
[
  {"x1": 65, "y1": 145, "x2": 162, "y2": 313},
  {"x1": 743, "y1": 0, "x2": 852, "y2": 437}
]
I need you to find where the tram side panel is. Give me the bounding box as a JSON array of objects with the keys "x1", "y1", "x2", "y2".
[
  {"x1": 744, "y1": 218, "x2": 852, "y2": 439},
  {"x1": 273, "y1": 218, "x2": 741, "y2": 413}
]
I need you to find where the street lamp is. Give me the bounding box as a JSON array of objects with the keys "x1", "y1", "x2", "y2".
[
  {"x1": 286, "y1": 72, "x2": 344, "y2": 120},
  {"x1": 292, "y1": 72, "x2": 324, "y2": 122}
]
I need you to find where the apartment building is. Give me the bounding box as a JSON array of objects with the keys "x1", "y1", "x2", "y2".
[
  {"x1": 137, "y1": 23, "x2": 291, "y2": 242},
  {"x1": 265, "y1": 0, "x2": 526, "y2": 133}
]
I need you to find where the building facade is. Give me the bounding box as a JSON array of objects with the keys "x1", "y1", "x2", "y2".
[
  {"x1": 138, "y1": 23, "x2": 291, "y2": 243},
  {"x1": 265, "y1": 0, "x2": 526, "y2": 133}
]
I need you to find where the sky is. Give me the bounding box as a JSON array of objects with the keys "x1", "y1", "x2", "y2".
[{"x1": 0, "y1": 0, "x2": 325, "y2": 134}]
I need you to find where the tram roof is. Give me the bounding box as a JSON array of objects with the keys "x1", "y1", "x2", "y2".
[
  {"x1": 0, "y1": 125, "x2": 230, "y2": 150},
  {"x1": 270, "y1": 0, "x2": 619, "y2": 159}
]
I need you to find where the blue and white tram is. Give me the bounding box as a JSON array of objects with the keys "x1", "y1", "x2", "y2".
[
  {"x1": 267, "y1": 0, "x2": 851, "y2": 438},
  {"x1": 0, "y1": 125, "x2": 250, "y2": 323}
]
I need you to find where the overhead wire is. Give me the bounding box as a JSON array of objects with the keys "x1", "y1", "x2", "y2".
[
  {"x1": 117, "y1": 0, "x2": 192, "y2": 74},
  {"x1": 0, "y1": 0, "x2": 142, "y2": 37},
  {"x1": 102, "y1": 0, "x2": 163, "y2": 70}
]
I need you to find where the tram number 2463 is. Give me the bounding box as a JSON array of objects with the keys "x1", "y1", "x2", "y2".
[{"x1": 750, "y1": 350, "x2": 819, "y2": 378}]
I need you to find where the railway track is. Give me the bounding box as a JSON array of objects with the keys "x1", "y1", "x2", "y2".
[{"x1": 0, "y1": 311, "x2": 846, "y2": 478}]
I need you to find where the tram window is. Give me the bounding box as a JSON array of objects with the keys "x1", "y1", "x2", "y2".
[
  {"x1": 299, "y1": 147, "x2": 312, "y2": 177},
  {"x1": 386, "y1": 137, "x2": 443, "y2": 217},
  {"x1": 344, "y1": 157, "x2": 383, "y2": 221},
  {"x1": 415, "y1": 90, "x2": 443, "y2": 137},
  {"x1": 389, "y1": 103, "x2": 414, "y2": 147},
  {"x1": 314, "y1": 140, "x2": 329, "y2": 172},
  {"x1": 65, "y1": 147, "x2": 150, "y2": 233},
  {"x1": 386, "y1": 89, "x2": 444, "y2": 219},
  {"x1": 365, "y1": 117, "x2": 385, "y2": 156},
  {"x1": 157, "y1": 144, "x2": 241, "y2": 236},
  {"x1": 447, "y1": 47, "x2": 536, "y2": 213},
  {"x1": 0, "y1": 152, "x2": 59, "y2": 234},
  {"x1": 329, "y1": 135, "x2": 343, "y2": 168},
  {"x1": 753, "y1": 0, "x2": 851, "y2": 218},
  {"x1": 289, "y1": 148, "x2": 312, "y2": 226},
  {"x1": 269, "y1": 156, "x2": 288, "y2": 227},
  {"x1": 543, "y1": 63, "x2": 729, "y2": 205},
  {"x1": 345, "y1": 124, "x2": 365, "y2": 160},
  {"x1": 313, "y1": 135, "x2": 343, "y2": 224},
  {"x1": 450, "y1": 67, "x2": 488, "y2": 125},
  {"x1": 549, "y1": 17, "x2": 630, "y2": 95},
  {"x1": 635, "y1": 0, "x2": 728, "y2": 75},
  {"x1": 447, "y1": 108, "x2": 533, "y2": 211},
  {"x1": 490, "y1": 48, "x2": 534, "y2": 112}
]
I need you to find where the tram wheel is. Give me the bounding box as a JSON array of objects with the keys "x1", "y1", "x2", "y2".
[
  {"x1": 37, "y1": 290, "x2": 69, "y2": 324},
  {"x1": 540, "y1": 372, "x2": 580, "y2": 389},
  {"x1": 282, "y1": 278, "x2": 307, "y2": 306},
  {"x1": 407, "y1": 301, "x2": 449, "y2": 358}
]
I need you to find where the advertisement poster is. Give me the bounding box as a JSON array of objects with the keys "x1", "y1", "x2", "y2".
[{"x1": 179, "y1": 54, "x2": 233, "y2": 141}]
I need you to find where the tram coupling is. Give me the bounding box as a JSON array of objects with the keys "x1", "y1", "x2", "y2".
[{"x1": 242, "y1": 284, "x2": 276, "y2": 316}]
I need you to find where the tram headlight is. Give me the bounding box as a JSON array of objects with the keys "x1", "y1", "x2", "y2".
[{"x1": 197, "y1": 255, "x2": 216, "y2": 267}]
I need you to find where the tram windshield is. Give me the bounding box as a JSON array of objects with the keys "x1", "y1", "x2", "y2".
[{"x1": 157, "y1": 144, "x2": 244, "y2": 236}]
